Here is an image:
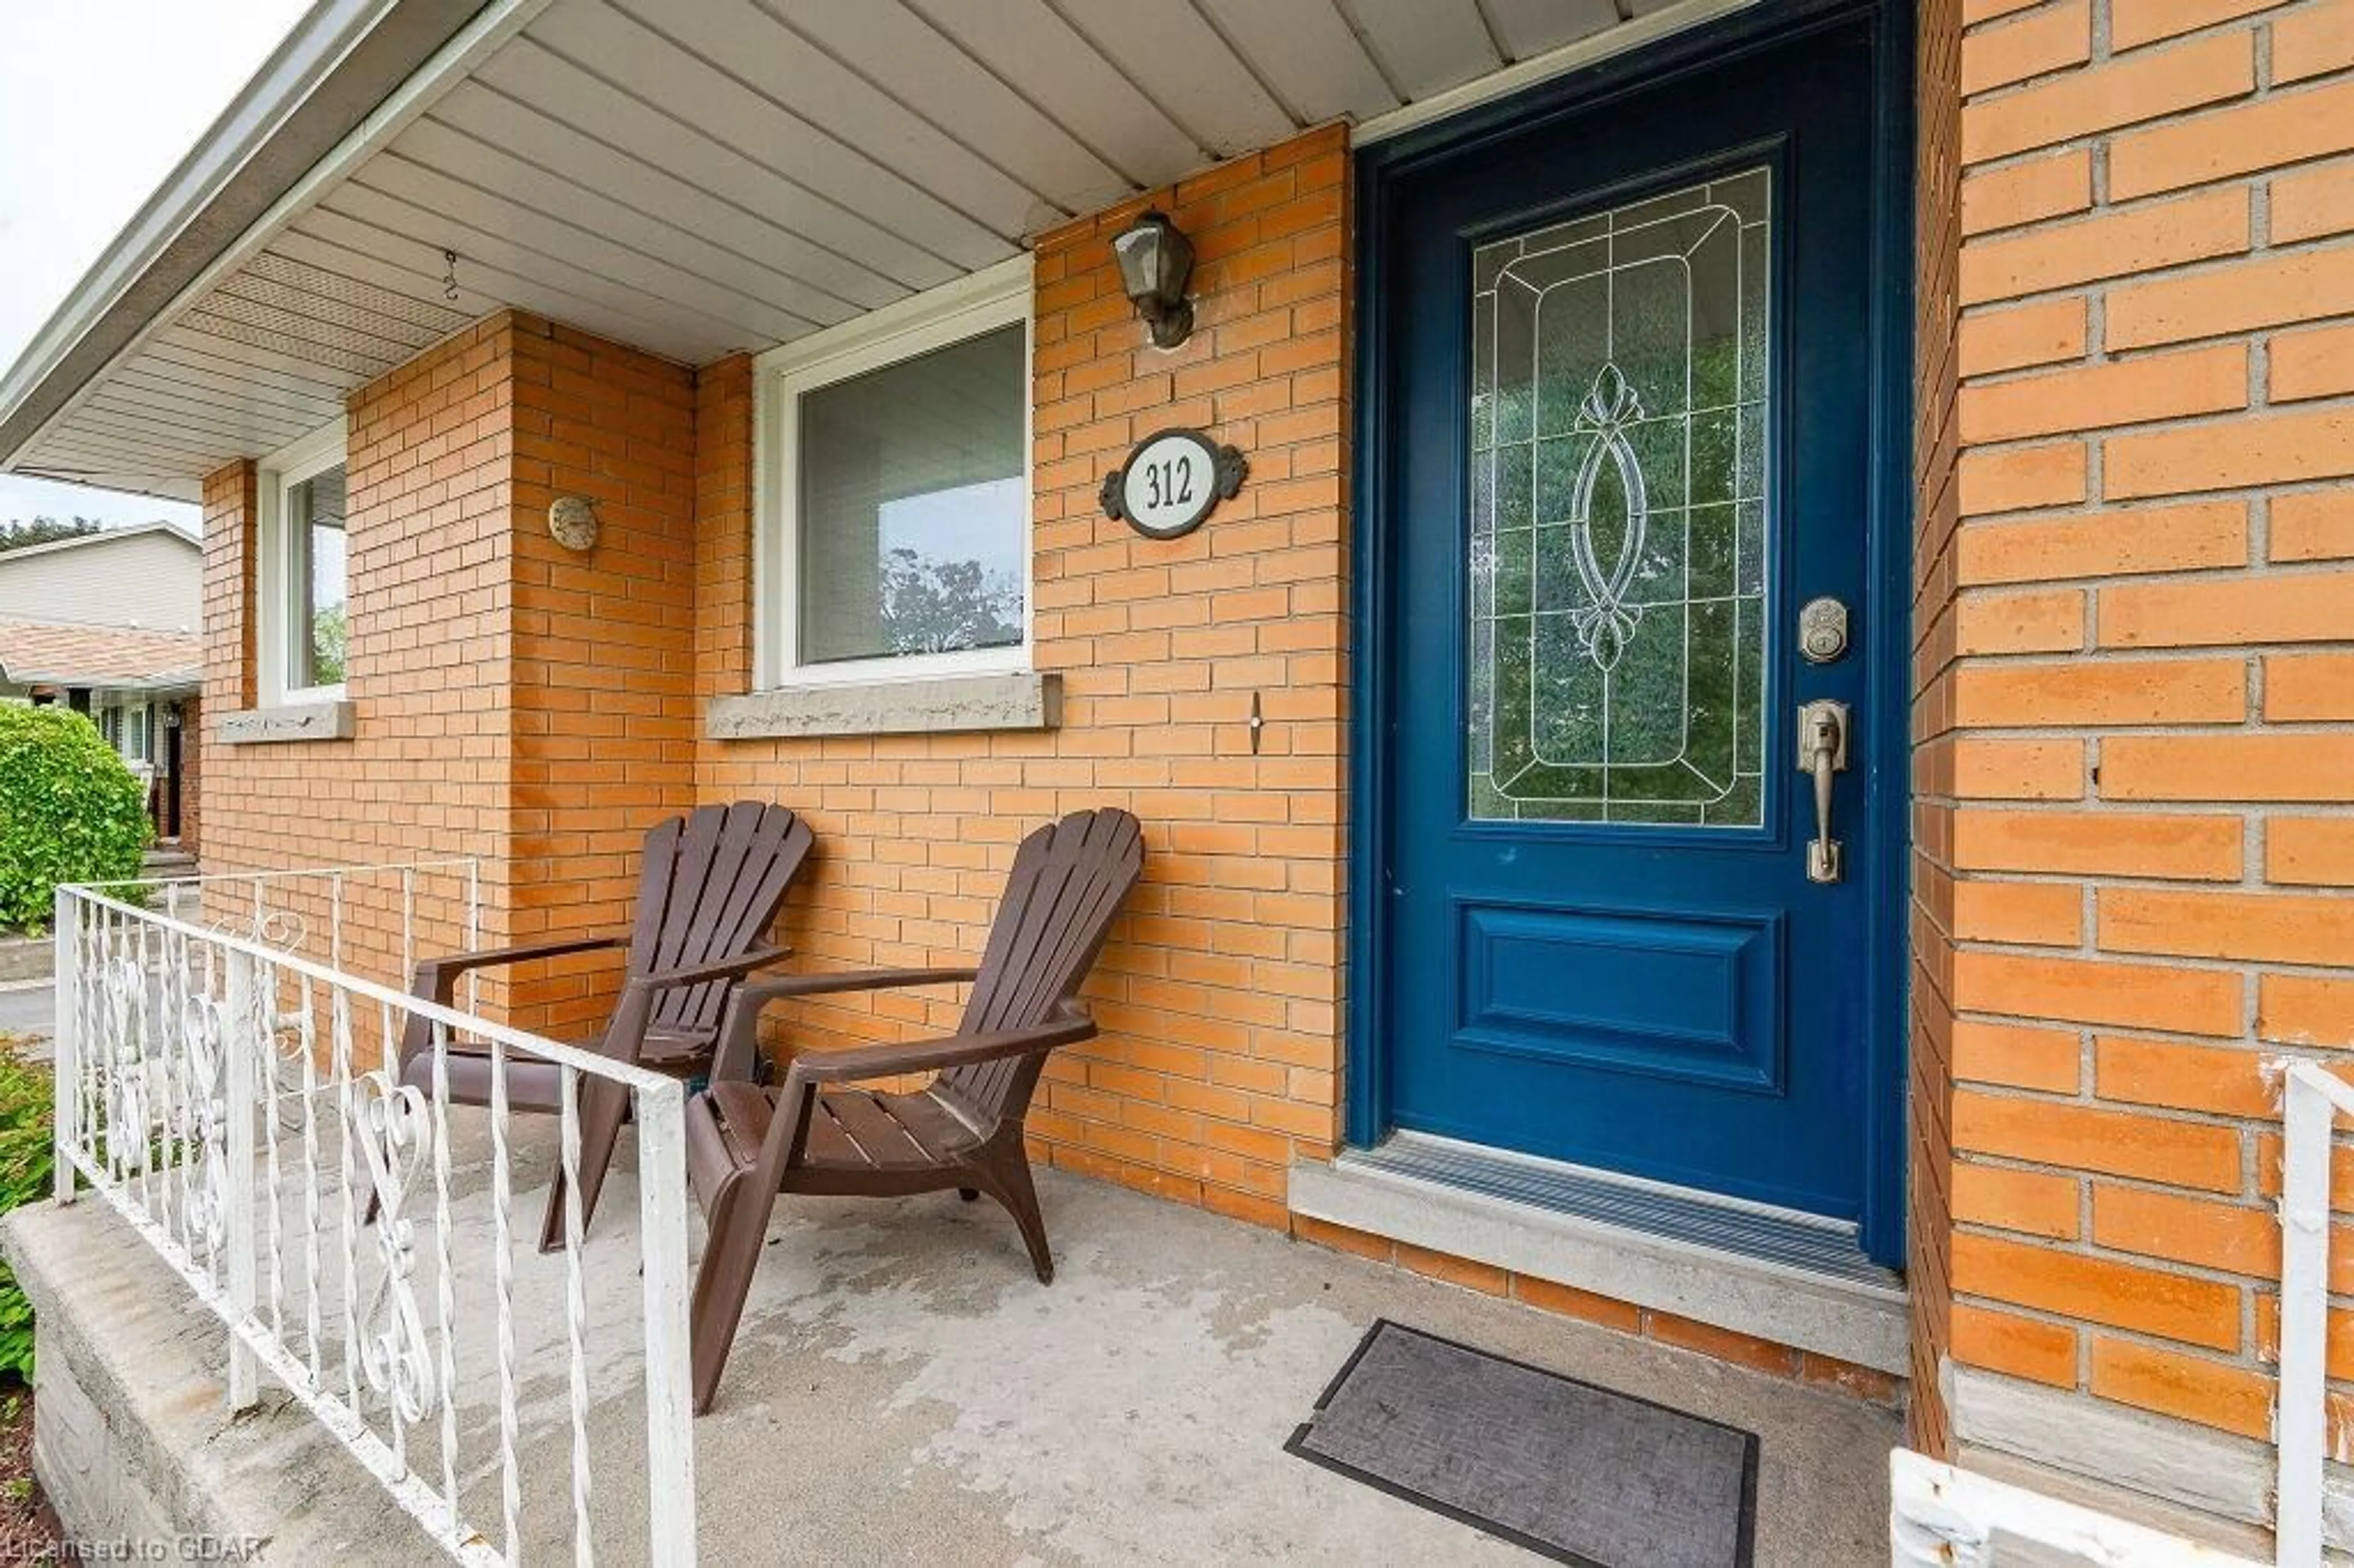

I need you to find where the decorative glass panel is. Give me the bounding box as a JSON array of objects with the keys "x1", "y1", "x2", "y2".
[{"x1": 1469, "y1": 167, "x2": 1771, "y2": 827}]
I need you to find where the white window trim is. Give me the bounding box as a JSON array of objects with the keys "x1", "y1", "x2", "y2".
[
  {"x1": 753, "y1": 254, "x2": 1034, "y2": 691},
  {"x1": 93, "y1": 699, "x2": 150, "y2": 764},
  {"x1": 257, "y1": 416, "x2": 349, "y2": 706}
]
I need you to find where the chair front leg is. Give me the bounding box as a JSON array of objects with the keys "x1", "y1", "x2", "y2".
[
  {"x1": 538, "y1": 1073, "x2": 632, "y2": 1255},
  {"x1": 969, "y1": 1128, "x2": 1054, "y2": 1285},
  {"x1": 688, "y1": 1163, "x2": 775, "y2": 1415},
  {"x1": 709, "y1": 988, "x2": 765, "y2": 1086},
  {"x1": 538, "y1": 976, "x2": 675, "y2": 1251},
  {"x1": 690, "y1": 1068, "x2": 820, "y2": 1412}
]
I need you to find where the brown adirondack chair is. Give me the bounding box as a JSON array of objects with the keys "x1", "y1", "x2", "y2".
[
  {"x1": 681, "y1": 807, "x2": 1143, "y2": 1413},
  {"x1": 393, "y1": 801, "x2": 814, "y2": 1251}
]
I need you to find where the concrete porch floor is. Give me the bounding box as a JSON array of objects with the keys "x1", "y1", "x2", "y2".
[{"x1": 10, "y1": 1145, "x2": 1898, "y2": 1564}]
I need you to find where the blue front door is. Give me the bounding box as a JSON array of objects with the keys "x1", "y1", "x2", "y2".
[{"x1": 1360, "y1": 17, "x2": 1905, "y2": 1258}]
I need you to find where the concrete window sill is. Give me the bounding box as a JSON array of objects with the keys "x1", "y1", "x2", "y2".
[
  {"x1": 216, "y1": 701, "x2": 356, "y2": 745},
  {"x1": 706, "y1": 671, "x2": 1061, "y2": 740}
]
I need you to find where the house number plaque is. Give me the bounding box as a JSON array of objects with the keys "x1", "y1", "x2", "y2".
[{"x1": 1101, "y1": 428, "x2": 1246, "y2": 541}]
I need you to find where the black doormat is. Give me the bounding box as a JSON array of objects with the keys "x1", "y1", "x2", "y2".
[{"x1": 1286, "y1": 1320, "x2": 1758, "y2": 1567}]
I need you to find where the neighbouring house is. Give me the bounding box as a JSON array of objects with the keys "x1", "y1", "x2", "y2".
[
  {"x1": 0, "y1": 519, "x2": 204, "y2": 852},
  {"x1": 0, "y1": 0, "x2": 2349, "y2": 1559}
]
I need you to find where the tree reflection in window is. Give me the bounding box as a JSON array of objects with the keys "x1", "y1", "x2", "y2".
[
  {"x1": 796, "y1": 324, "x2": 1026, "y2": 668},
  {"x1": 290, "y1": 465, "x2": 347, "y2": 691}
]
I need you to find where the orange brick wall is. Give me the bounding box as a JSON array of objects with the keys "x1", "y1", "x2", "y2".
[
  {"x1": 1910, "y1": 0, "x2": 1966, "y2": 1459},
  {"x1": 175, "y1": 693, "x2": 201, "y2": 854},
  {"x1": 200, "y1": 313, "x2": 696, "y2": 1031},
  {"x1": 690, "y1": 354, "x2": 755, "y2": 712},
  {"x1": 1937, "y1": 0, "x2": 2354, "y2": 1463},
  {"x1": 506, "y1": 321, "x2": 699, "y2": 1038},
  {"x1": 200, "y1": 462, "x2": 257, "y2": 716},
  {"x1": 691, "y1": 124, "x2": 1352, "y2": 1227},
  {"x1": 200, "y1": 318, "x2": 520, "y2": 1000}
]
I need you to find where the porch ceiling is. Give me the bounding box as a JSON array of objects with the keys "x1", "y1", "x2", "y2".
[{"x1": 1, "y1": 0, "x2": 1726, "y2": 504}]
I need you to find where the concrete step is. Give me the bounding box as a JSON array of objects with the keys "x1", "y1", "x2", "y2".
[{"x1": 0, "y1": 1200, "x2": 432, "y2": 1564}]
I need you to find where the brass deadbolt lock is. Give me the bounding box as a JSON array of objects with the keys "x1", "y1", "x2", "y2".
[{"x1": 1799, "y1": 596, "x2": 1849, "y2": 664}]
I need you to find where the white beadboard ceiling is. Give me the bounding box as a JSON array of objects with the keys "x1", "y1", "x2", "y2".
[{"x1": 5, "y1": 0, "x2": 1702, "y2": 504}]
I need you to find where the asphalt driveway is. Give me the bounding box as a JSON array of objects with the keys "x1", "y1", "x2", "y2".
[{"x1": 0, "y1": 981, "x2": 52, "y2": 1053}]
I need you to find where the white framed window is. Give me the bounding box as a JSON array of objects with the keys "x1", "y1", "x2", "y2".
[
  {"x1": 90, "y1": 701, "x2": 147, "y2": 761},
  {"x1": 755, "y1": 256, "x2": 1033, "y2": 690},
  {"x1": 258, "y1": 417, "x2": 350, "y2": 704}
]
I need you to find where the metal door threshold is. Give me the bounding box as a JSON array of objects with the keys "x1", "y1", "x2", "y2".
[
  {"x1": 1292, "y1": 1132, "x2": 1910, "y2": 1374},
  {"x1": 1346, "y1": 1132, "x2": 1902, "y2": 1290}
]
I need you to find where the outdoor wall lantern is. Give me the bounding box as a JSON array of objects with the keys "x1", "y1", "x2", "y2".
[{"x1": 1111, "y1": 209, "x2": 1195, "y2": 349}]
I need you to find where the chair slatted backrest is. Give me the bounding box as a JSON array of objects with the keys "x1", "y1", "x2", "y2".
[
  {"x1": 940, "y1": 809, "x2": 1145, "y2": 1123},
  {"x1": 631, "y1": 801, "x2": 814, "y2": 1036}
]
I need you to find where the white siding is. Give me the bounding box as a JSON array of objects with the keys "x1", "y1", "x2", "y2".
[{"x1": 0, "y1": 531, "x2": 203, "y2": 633}]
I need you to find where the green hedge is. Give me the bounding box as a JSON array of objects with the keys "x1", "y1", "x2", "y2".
[
  {"x1": 0, "y1": 1038, "x2": 50, "y2": 1378},
  {"x1": 0, "y1": 705, "x2": 150, "y2": 933}
]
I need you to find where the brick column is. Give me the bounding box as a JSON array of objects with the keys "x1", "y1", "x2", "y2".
[
  {"x1": 1911, "y1": 0, "x2": 1966, "y2": 1459},
  {"x1": 175, "y1": 695, "x2": 201, "y2": 854},
  {"x1": 1930, "y1": 0, "x2": 2354, "y2": 1510},
  {"x1": 200, "y1": 460, "x2": 257, "y2": 717},
  {"x1": 506, "y1": 318, "x2": 699, "y2": 1038},
  {"x1": 196, "y1": 319, "x2": 522, "y2": 1009}
]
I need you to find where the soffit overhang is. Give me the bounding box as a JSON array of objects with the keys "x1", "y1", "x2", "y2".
[{"x1": 0, "y1": 0, "x2": 1746, "y2": 504}]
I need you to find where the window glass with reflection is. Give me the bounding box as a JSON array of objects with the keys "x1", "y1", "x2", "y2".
[
  {"x1": 288, "y1": 464, "x2": 347, "y2": 692},
  {"x1": 795, "y1": 324, "x2": 1025, "y2": 667}
]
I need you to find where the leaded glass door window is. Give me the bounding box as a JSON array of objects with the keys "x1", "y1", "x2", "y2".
[{"x1": 1468, "y1": 167, "x2": 1771, "y2": 826}]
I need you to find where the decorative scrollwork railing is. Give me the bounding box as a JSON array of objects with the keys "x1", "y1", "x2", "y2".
[
  {"x1": 51, "y1": 868, "x2": 696, "y2": 1566},
  {"x1": 352, "y1": 1070, "x2": 437, "y2": 1428}
]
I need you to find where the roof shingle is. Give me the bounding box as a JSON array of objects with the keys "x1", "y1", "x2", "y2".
[{"x1": 0, "y1": 617, "x2": 200, "y2": 689}]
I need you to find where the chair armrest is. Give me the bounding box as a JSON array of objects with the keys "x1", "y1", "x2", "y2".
[
  {"x1": 782, "y1": 1003, "x2": 1095, "y2": 1085},
  {"x1": 627, "y1": 945, "x2": 791, "y2": 995},
  {"x1": 600, "y1": 946, "x2": 792, "y2": 1068},
  {"x1": 416, "y1": 934, "x2": 627, "y2": 992},
  {"x1": 734, "y1": 967, "x2": 980, "y2": 1003},
  {"x1": 756, "y1": 1004, "x2": 1097, "y2": 1171},
  {"x1": 403, "y1": 935, "x2": 629, "y2": 1067},
  {"x1": 709, "y1": 967, "x2": 981, "y2": 1084}
]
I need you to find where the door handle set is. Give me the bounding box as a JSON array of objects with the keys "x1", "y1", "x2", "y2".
[
  {"x1": 1795, "y1": 596, "x2": 1854, "y2": 886},
  {"x1": 1796, "y1": 699, "x2": 1849, "y2": 884}
]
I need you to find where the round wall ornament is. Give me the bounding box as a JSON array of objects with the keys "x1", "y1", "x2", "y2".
[
  {"x1": 548, "y1": 495, "x2": 599, "y2": 552},
  {"x1": 1099, "y1": 428, "x2": 1246, "y2": 541}
]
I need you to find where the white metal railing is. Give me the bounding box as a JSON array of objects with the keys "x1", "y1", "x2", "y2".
[
  {"x1": 1889, "y1": 1450, "x2": 2262, "y2": 1564},
  {"x1": 2276, "y1": 1058, "x2": 2352, "y2": 1567},
  {"x1": 1893, "y1": 1060, "x2": 2351, "y2": 1566},
  {"x1": 50, "y1": 867, "x2": 696, "y2": 1566},
  {"x1": 86, "y1": 856, "x2": 485, "y2": 995}
]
